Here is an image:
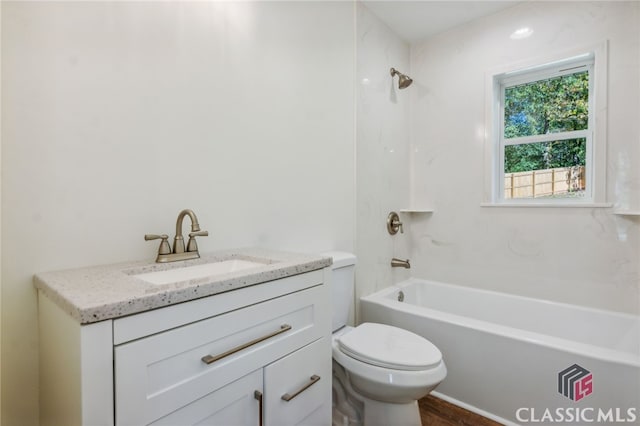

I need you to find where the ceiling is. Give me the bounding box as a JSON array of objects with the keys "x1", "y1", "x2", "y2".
[{"x1": 361, "y1": 1, "x2": 521, "y2": 43}]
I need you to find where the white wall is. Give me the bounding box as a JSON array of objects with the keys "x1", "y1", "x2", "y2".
[
  {"x1": 0, "y1": 2, "x2": 355, "y2": 424},
  {"x1": 409, "y1": 1, "x2": 639, "y2": 313},
  {"x1": 355, "y1": 3, "x2": 411, "y2": 321}
]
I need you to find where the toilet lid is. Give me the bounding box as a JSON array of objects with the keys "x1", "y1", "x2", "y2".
[{"x1": 337, "y1": 323, "x2": 442, "y2": 371}]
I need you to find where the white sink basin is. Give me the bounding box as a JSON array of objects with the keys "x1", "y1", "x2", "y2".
[{"x1": 133, "y1": 259, "x2": 267, "y2": 285}]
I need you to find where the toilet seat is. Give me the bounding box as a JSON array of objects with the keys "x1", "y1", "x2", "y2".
[
  {"x1": 332, "y1": 326, "x2": 447, "y2": 404},
  {"x1": 337, "y1": 323, "x2": 442, "y2": 371}
]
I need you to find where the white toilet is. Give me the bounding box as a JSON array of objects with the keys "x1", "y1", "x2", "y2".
[{"x1": 325, "y1": 252, "x2": 447, "y2": 426}]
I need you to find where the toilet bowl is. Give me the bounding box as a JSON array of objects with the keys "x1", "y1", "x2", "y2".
[
  {"x1": 332, "y1": 324, "x2": 446, "y2": 425},
  {"x1": 324, "y1": 252, "x2": 447, "y2": 426}
]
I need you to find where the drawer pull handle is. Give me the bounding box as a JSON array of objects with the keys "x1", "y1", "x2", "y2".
[
  {"x1": 201, "y1": 324, "x2": 292, "y2": 365},
  {"x1": 254, "y1": 390, "x2": 263, "y2": 426},
  {"x1": 281, "y1": 375, "x2": 321, "y2": 402}
]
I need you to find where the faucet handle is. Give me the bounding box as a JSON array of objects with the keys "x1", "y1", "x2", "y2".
[
  {"x1": 144, "y1": 234, "x2": 171, "y2": 255},
  {"x1": 387, "y1": 212, "x2": 404, "y2": 235},
  {"x1": 189, "y1": 231, "x2": 209, "y2": 238},
  {"x1": 187, "y1": 230, "x2": 208, "y2": 253}
]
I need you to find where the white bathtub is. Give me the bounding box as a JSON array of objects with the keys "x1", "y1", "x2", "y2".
[{"x1": 361, "y1": 279, "x2": 640, "y2": 425}]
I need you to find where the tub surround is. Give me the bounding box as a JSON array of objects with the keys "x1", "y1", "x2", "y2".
[
  {"x1": 34, "y1": 248, "x2": 331, "y2": 324},
  {"x1": 408, "y1": 1, "x2": 639, "y2": 314},
  {"x1": 355, "y1": 2, "x2": 412, "y2": 323}
]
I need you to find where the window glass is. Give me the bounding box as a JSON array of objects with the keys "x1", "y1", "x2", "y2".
[
  {"x1": 504, "y1": 139, "x2": 586, "y2": 199},
  {"x1": 504, "y1": 71, "x2": 589, "y2": 139}
]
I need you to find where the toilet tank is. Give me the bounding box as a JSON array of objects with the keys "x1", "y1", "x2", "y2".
[{"x1": 322, "y1": 251, "x2": 357, "y2": 332}]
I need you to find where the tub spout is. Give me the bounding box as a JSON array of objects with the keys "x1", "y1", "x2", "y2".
[{"x1": 391, "y1": 258, "x2": 410, "y2": 269}]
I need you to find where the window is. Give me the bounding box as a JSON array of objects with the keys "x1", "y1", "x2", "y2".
[{"x1": 485, "y1": 44, "x2": 608, "y2": 206}]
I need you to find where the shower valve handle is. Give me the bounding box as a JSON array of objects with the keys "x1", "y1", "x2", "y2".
[{"x1": 387, "y1": 212, "x2": 403, "y2": 235}]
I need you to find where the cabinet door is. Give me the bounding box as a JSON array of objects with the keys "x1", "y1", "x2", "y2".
[
  {"x1": 264, "y1": 338, "x2": 331, "y2": 426},
  {"x1": 149, "y1": 369, "x2": 262, "y2": 426}
]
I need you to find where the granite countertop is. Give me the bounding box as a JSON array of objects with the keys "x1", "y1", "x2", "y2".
[{"x1": 34, "y1": 248, "x2": 332, "y2": 324}]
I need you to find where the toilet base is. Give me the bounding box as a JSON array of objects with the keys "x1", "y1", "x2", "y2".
[
  {"x1": 361, "y1": 396, "x2": 421, "y2": 426},
  {"x1": 333, "y1": 361, "x2": 422, "y2": 426}
]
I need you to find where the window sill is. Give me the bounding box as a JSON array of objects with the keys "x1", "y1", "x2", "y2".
[
  {"x1": 399, "y1": 208, "x2": 434, "y2": 214},
  {"x1": 613, "y1": 210, "x2": 640, "y2": 216},
  {"x1": 480, "y1": 202, "x2": 613, "y2": 208}
]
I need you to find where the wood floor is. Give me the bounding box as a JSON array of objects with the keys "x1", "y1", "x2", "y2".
[{"x1": 418, "y1": 395, "x2": 503, "y2": 426}]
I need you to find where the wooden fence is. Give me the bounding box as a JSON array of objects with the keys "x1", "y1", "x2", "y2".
[{"x1": 504, "y1": 166, "x2": 585, "y2": 199}]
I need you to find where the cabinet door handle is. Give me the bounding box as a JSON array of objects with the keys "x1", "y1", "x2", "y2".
[
  {"x1": 201, "y1": 324, "x2": 292, "y2": 365},
  {"x1": 281, "y1": 375, "x2": 321, "y2": 402},
  {"x1": 254, "y1": 390, "x2": 263, "y2": 426}
]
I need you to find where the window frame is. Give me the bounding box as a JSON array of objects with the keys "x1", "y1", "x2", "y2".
[
  {"x1": 483, "y1": 42, "x2": 609, "y2": 207},
  {"x1": 499, "y1": 57, "x2": 594, "y2": 202}
]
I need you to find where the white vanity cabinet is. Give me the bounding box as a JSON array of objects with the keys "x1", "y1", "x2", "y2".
[{"x1": 38, "y1": 266, "x2": 332, "y2": 426}]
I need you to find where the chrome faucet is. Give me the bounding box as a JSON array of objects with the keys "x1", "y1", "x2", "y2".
[
  {"x1": 145, "y1": 209, "x2": 209, "y2": 263},
  {"x1": 391, "y1": 258, "x2": 410, "y2": 269}
]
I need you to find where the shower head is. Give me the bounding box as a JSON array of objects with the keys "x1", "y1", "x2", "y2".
[{"x1": 390, "y1": 67, "x2": 413, "y2": 89}]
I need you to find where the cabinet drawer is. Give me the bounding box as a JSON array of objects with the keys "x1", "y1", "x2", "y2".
[
  {"x1": 113, "y1": 270, "x2": 324, "y2": 344},
  {"x1": 115, "y1": 284, "x2": 327, "y2": 426},
  {"x1": 264, "y1": 337, "x2": 331, "y2": 426}
]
